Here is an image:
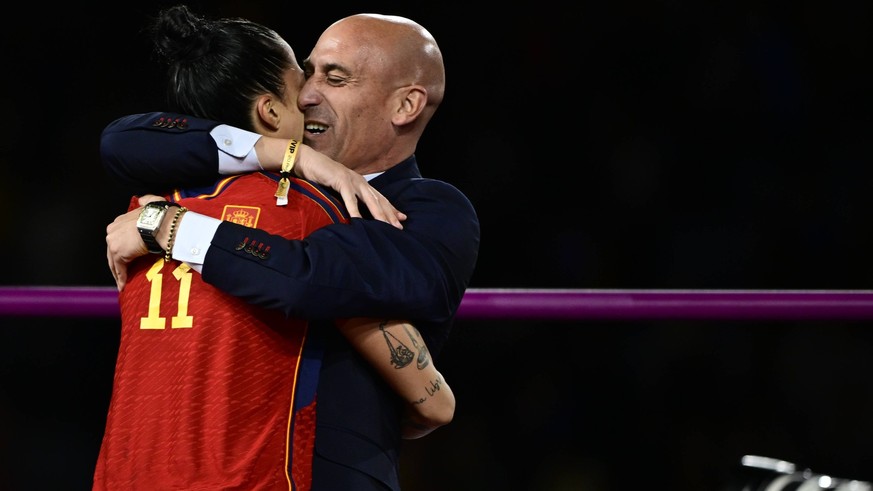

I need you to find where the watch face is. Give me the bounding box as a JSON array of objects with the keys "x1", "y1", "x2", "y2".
[{"x1": 138, "y1": 204, "x2": 167, "y2": 228}]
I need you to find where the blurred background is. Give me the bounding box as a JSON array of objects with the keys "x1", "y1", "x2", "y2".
[{"x1": 2, "y1": 1, "x2": 873, "y2": 489}]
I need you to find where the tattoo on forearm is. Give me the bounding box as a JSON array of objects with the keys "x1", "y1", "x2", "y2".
[
  {"x1": 411, "y1": 374, "x2": 444, "y2": 406},
  {"x1": 380, "y1": 320, "x2": 413, "y2": 368},
  {"x1": 402, "y1": 323, "x2": 430, "y2": 370},
  {"x1": 381, "y1": 320, "x2": 432, "y2": 370}
]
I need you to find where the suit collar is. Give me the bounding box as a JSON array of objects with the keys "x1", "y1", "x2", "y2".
[{"x1": 368, "y1": 156, "x2": 421, "y2": 188}]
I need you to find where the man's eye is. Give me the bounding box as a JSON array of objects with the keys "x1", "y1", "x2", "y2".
[{"x1": 326, "y1": 76, "x2": 344, "y2": 85}]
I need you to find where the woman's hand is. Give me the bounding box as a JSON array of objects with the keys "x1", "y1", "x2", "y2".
[{"x1": 293, "y1": 143, "x2": 407, "y2": 229}]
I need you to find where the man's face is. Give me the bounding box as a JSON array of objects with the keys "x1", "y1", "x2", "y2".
[{"x1": 299, "y1": 23, "x2": 394, "y2": 174}]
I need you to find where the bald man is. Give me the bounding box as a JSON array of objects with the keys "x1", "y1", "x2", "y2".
[{"x1": 102, "y1": 14, "x2": 479, "y2": 490}]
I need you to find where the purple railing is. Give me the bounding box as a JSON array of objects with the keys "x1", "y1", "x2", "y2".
[{"x1": 3, "y1": 286, "x2": 873, "y2": 320}]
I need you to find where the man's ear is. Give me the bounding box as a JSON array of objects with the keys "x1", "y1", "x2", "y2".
[
  {"x1": 392, "y1": 85, "x2": 427, "y2": 126},
  {"x1": 255, "y1": 95, "x2": 281, "y2": 131}
]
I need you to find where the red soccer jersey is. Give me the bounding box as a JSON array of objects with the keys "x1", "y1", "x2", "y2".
[{"x1": 94, "y1": 173, "x2": 348, "y2": 491}]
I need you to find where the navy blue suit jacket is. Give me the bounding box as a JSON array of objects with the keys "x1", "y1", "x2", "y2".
[{"x1": 101, "y1": 112, "x2": 480, "y2": 490}]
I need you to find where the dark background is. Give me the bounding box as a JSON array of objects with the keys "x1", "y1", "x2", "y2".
[{"x1": 2, "y1": 1, "x2": 873, "y2": 489}]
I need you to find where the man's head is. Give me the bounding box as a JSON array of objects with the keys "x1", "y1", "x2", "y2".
[{"x1": 300, "y1": 14, "x2": 445, "y2": 175}]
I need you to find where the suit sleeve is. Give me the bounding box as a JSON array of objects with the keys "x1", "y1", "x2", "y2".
[
  {"x1": 100, "y1": 112, "x2": 222, "y2": 195},
  {"x1": 202, "y1": 178, "x2": 480, "y2": 325}
]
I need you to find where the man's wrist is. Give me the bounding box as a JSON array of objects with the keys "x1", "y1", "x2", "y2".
[
  {"x1": 164, "y1": 207, "x2": 188, "y2": 261},
  {"x1": 156, "y1": 212, "x2": 186, "y2": 252},
  {"x1": 170, "y1": 211, "x2": 220, "y2": 271},
  {"x1": 137, "y1": 201, "x2": 179, "y2": 254}
]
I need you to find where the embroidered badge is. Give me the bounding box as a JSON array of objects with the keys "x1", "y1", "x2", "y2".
[{"x1": 223, "y1": 205, "x2": 260, "y2": 228}]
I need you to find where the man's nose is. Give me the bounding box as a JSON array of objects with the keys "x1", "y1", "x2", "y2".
[{"x1": 297, "y1": 79, "x2": 320, "y2": 108}]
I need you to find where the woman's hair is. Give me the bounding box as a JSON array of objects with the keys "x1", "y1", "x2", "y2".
[{"x1": 149, "y1": 4, "x2": 295, "y2": 131}]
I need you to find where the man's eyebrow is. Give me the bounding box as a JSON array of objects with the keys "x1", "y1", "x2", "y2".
[
  {"x1": 303, "y1": 59, "x2": 349, "y2": 75},
  {"x1": 324, "y1": 63, "x2": 348, "y2": 74}
]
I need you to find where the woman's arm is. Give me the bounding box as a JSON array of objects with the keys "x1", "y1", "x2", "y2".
[
  {"x1": 256, "y1": 136, "x2": 405, "y2": 226},
  {"x1": 101, "y1": 112, "x2": 404, "y2": 226},
  {"x1": 336, "y1": 318, "x2": 455, "y2": 439}
]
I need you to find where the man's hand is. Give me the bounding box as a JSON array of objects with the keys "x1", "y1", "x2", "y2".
[{"x1": 106, "y1": 195, "x2": 164, "y2": 291}]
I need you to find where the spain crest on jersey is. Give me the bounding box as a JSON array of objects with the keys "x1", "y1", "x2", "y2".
[{"x1": 223, "y1": 205, "x2": 260, "y2": 228}]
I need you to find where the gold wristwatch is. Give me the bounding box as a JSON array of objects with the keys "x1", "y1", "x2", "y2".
[{"x1": 136, "y1": 201, "x2": 179, "y2": 254}]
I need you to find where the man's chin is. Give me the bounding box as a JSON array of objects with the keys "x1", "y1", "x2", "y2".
[
  {"x1": 304, "y1": 137, "x2": 341, "y2": 161},
  {"x1": 302, "y1": 132, "x2": 324, "y2": 148}
]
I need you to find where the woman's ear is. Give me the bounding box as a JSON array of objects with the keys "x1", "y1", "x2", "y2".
[
  {"x1": 392, "y1": 85, "x2": 427, "y2": 126},
  {"x1": 254, "y1": 95, "x2": 281, "y2": 132}
]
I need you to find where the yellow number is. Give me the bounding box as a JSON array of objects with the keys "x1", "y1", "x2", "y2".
[
  {"x1": 140, "y1": 259, "x2": 166, "y2": 329},
  {"x1": 140, "y1": 259, "x2": 195, "y2": 330},
  {"x1": 171, "y1": 263, "x2": 194, "y2": 328}
]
